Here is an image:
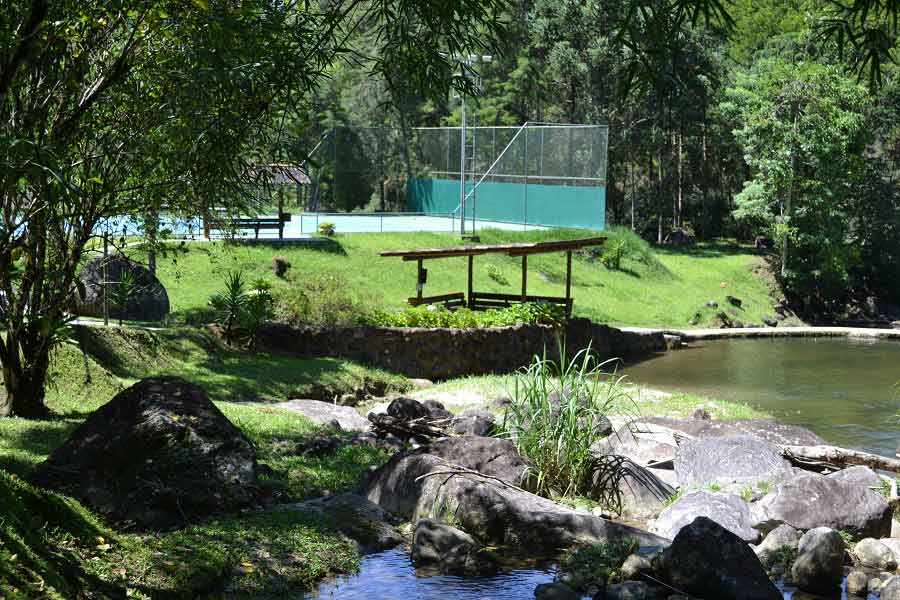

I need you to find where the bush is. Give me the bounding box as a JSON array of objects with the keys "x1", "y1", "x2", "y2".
[
  {"x1": 486, "y1": 263, "x2": 509, "y2": 285},
  {"x1": 363, "y1": 302, "x2": 565, "y2": 329},
  {"x1": 591, "y1": 227, "x2": 669, "y2": 275},
  {"x1": 601, "y1": 237, "x2": 631, "y2": 270},
  {"x1": 318, "y1": 222, "x2": 336, "y2": 236},
  {"x1": 558, "y1": 539, "x2": 639, "y2": 591},
  {"x1": 208, "y1": 271, "x2": 275, "y2": 352},
  {"x1": 277, "y1": 273, "x2": 374, "y2": 327},
  {"x1": 271, "y1": 256, "x2": 291, "y2": 278},
  {"x1": 499, "y1": 343, "x2": 633, "y2": 498}
]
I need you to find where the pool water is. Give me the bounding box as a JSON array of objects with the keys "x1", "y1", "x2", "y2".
[
  {"x1": 307, "y1": 548, "x2": 563, "y2": 599},
  {"x1": 623, "y1": 336, "x2": 900, "y2": 456}
]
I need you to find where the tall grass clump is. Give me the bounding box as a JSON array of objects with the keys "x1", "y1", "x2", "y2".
[{"x1": 500, "y1": 342, "x2": 634, "y2": 499}]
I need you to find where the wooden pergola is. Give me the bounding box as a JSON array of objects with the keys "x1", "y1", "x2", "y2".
[{"x1": 380, "y1": 237, "x2": 606, "y2": 317}]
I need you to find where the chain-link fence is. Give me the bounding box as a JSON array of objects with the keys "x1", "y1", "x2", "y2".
[{"x1": 301, "y1": 122, "x2": 608, "y2": 231}]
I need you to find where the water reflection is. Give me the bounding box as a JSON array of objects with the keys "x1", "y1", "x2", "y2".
[{"x1": 308, "y1": 548, "x2": 565, "y2": 599}]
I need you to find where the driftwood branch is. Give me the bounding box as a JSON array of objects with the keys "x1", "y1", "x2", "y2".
[
  {"x1": 781, "y1": 444, "x2": 900, "y2": 474},
  {"x1": 367, "y1": 412, "x2": 448, "y2": 442}
]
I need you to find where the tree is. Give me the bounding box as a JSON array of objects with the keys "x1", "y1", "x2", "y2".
[
  {"x1": 724, "y1": 59, "x2": 870, "y2": 304},
  {"x1": 0, "y1": 0, "x2": 508, "y2": 418}
]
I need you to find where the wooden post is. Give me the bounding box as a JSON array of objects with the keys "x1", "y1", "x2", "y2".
[
  {"x1": 521, "y1": 255, "x2": 527, "y2": 302},
  {"x1": 565, "y1": 250, "x2": 572, "y2": 317},
  {"x1": 278, "y1": 195, "x2": 284, "y2": 240},
  {"x1": 417, "y1": 259, "x2": 424, "y2": 301},
  {"x1": 467, "y1": 255, "x2": 474, "y2": 308}
]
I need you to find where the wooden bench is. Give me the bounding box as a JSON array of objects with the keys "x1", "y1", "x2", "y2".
[
  {"x1": 469, "y1": 291, "x2": 572, "y2": 314},
  {"x1": 206, "y1": 213, "x2": 292, "y2": 239},
  {"x1": 408, "y1": 292, "x2": 466, "y2": 309}
]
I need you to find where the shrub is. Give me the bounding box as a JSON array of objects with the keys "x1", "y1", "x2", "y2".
[
  {"x1": 271, "y1": 256, "x2": 291, "y2": 278},
  {"x1": 486, "y1": 263, "x2": 509, "y2": 285},
  {"x1": 558, "y1": 539, "x2": 639, "y2": 591},
  {"x1": 363, "y1": 302, "x2": 565, "y2": 329},
  {"x1": 601, "y1": 237, "x2": 631, "y2": 270},
  {"x1": 499, "y1": 343, "x2": 633, "y2": 498},
  {"x1": 318, "y1": 222, "x2": 336, "y2": 236},
  {"x1": 209, "y1": 271, "x2": 274, "y2": 351},
  {"x1": 277, "y1": 273, "x2": 373, "y2": 327}
]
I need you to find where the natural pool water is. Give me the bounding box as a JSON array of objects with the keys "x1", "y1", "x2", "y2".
[
  {"x1": 623, "y1": 336, "x2": 900, "y2": 457},
  {"x1": 307, "y1": 548, "x2": 562, "y2": 599},
  {"x1": 306, "y1": 548, "x2": 871, "y2": 599}
]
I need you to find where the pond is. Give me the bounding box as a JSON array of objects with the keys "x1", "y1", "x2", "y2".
[
  {"x1": 308, "y1": 548, "x2": 561, "y2": 599},
  {"x1": 306, "y1": 548, "x2": 870, "y2": 599},
  {"x1": 623, "y1": 336, "x2": 900, "y2": 457}
]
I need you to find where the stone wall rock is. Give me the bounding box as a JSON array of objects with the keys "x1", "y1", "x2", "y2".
[{"x1": 258, "y1": 318, "x2": 666, "y2": 380}]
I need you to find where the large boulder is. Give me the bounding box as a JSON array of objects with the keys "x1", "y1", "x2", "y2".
[
  {"x1": 411, "y1": 518, "x2": 491, "y2": 574},
  {"x1": 751, "y1": 473, "x2": 892, "y2": 538},
  {"x1": 592, "y1": 424, "x2": 678, "y2": 467},
  {"x1": 827, "y1": 465, "x2": 881, "y2": 488},
  {"x1": 586, "y1": 455, "x2": 674, "y2": 519},
  {"x1": 674, "y1": 435, "x2": 793, "y2": 489},
  {"x1": 450, "y1": 408, "x2": 496, "y2": 436},
  {"x1": 791, "y1": 527, "x2": 846, "y2": 594},
  {"x1": 654, "y1": 517, "x2": 781, "y2": 600},
  {"x1": 284, "y1": 493, "x2": 403, "y2": 554},
  {"x1": 76, "y1": 254, "x2": 169, "y2": 321},
  {"x1": 651, "y1": 491, "x2": 759, "y2": 542},
  {"x1": 854, "y1": 537, "x2": 898, "y2": 570},
  {"x1": 417, "y1": 436, "x2": 529, "y2": 487},
  {"x1": 277, "y1": 399, "x2": 371, "y2": 431},
  {"x1": 361, "y1": 451, "x2": 668, "y2": 553},
  {"x1": 33, "y1": 377, "x2": 261, "y2": 529},
  {"x1": 754, "y1": 523, "x2": 801, "y2": 565},
  {"x1": 638, "y1": 417, "x2": 825, "y2": 446}
]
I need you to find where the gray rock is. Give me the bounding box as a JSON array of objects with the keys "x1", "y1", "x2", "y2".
[
  {"x1": 450, "y1": 409, "x2": 496, "y2": 436},
  {"x1": 762, "y1": 315, "x2": 778, "y2": 327},
  {"x1": 75, "y1": 254, "x2": 170, "y2": 321},
  {"x1": 883, "y1": 576, "x2": 900, "y2": 600},
  {"x1": 872, "y1": 576, "x2": 889, "y2": 594},
  {"x1": 854, "y1": 537, "x2": 898, "y2": 570},
  {"x1": 411, "y1": 518, "x2": 489, "y2": 574},
  {"x1": 32, "y1": 377, "x2": 260, "y2": 530},
  {"x1": 422, "y1": 399, "x2": 453, "y2": 423},
  {"x1": 754, "y1": 523, "x2": 801, "y2": 565},
  {"x1": 845, "y1": 570, "x2": 869, "y2": 597},
  {"x1": 638, "y1": 417, "x2": 825, "y2": 446},
  {"x1": 751, "y1": 473, "x2": 892, "y2": 539},
  {"x1": 880, "y1": 537, "x2": 900, "y2": 562},
  {"x1": 620, "y1": 554, "x2": 653, "y2": 580},
  {"x1": 674, "y1": 435, "x2": 792, "y2": 489},
  {"x1": 278, "y1": 399, "x2": 371, "y2": 431},
  {"x1": 534, "y1": 582, "x2": 580, "y2": 600},
  {"x1": 651, "y1": 491, "x2": 759, "y2": 542},
  {"x1": 593, "y1": 425, "x2": 678, "y2": 467},
  {"x1": 791, "y1": 527, "x2": 846, "y2": 594},
  {"x1": 654, "y1": 516, "x2": 781, "y2": 600},
  {"x1": 827, "y1": 465, "x2": 881, "y2": 488},
  {"x1": 362, "y1": 451, "x2": 668, "y2": 554},
  {"x1": 288, "y1": 493, "x2": 402, "y2": 554},
  {"x1": 418, "y1": 436, "x2": 528, "y2": 487},
  {"x1": 606, "y1": 581, "x2": 652, "y2": 600},
  {"x1": 587, "y1": 455, "x2": 674, "y2": 519},
  {"x1": 387, "y1": 396, "x2": 432, "y2": 420}
]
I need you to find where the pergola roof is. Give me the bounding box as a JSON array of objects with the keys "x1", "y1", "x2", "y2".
[{"x1": 380, "y1": 237, "x2": 606, "y2": 261}]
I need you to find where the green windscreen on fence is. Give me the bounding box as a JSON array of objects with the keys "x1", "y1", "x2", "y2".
[
  {"x1": 407, "y1": 177, "x2": 606, "y2": 230},
  {"x1": 408, "y1": 123, "x2": 608, "y2": 231}
]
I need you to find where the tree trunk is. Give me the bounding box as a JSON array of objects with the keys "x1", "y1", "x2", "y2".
[{"x1": 0, "y1": 333, "x2": 52, "y2": 419}]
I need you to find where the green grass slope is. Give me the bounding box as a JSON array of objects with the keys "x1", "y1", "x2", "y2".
[{"x1": 152, "y1": 228, "x2": 779, "y2": 328}]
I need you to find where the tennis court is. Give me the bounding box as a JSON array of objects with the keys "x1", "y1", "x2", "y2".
[{"x1": 292, "y1": 212, "x2": 551, "y2": 235}]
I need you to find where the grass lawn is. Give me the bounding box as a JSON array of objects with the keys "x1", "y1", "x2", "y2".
[{"x1": 148, "y1": 228, "x2": 780, "y2": 329}]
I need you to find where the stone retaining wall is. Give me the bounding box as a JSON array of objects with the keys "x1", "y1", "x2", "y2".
[{"x1": 258, "y1": 318, "x2": 666, "y2": 380}]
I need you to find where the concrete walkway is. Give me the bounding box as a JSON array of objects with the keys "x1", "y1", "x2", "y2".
[{"x1": 619, "y1": 325, "x2": 900, "y2": 341}]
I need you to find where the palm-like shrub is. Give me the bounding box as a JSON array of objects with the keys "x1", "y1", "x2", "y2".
[{"x1": 500, "y1": 343, "x2": 633, "y2": 499}]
